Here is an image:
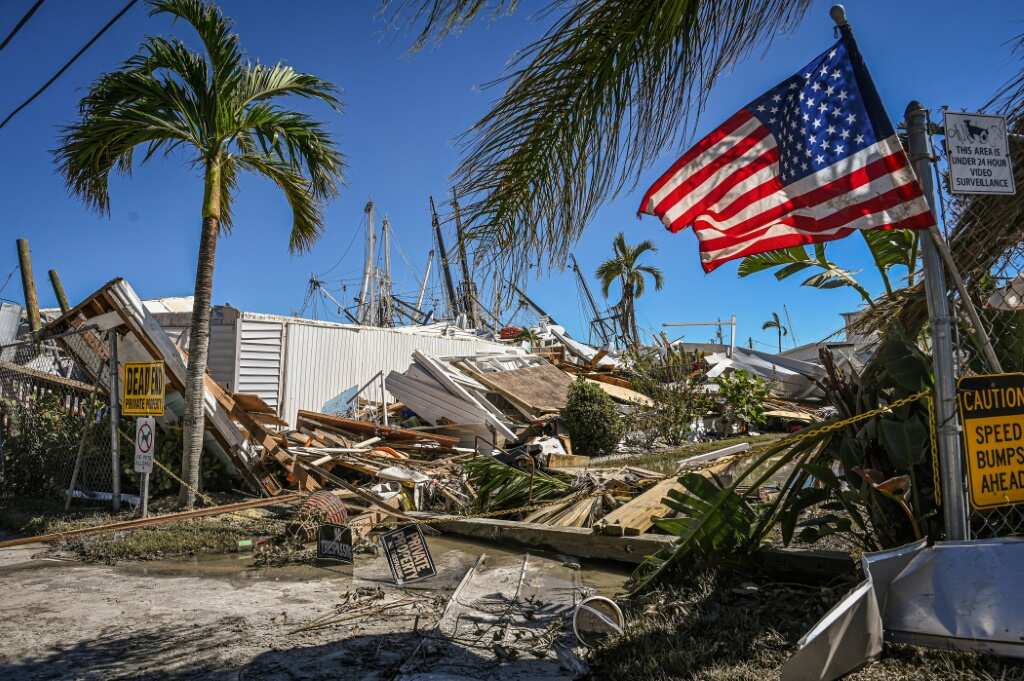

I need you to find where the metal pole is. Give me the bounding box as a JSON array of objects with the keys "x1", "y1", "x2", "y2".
[
  {"x1": 140, "y1": 468, "x2": 150, "y2": 518},
  {"x1": 15, "y1": 238, "x2": 41, "y2": 332},
  {"x1": 729, "y1": 315, "x2": 736, "y2": 358},
  {"x1": 379, "y1": 371, "x2": 389, "y2": 427},
  {"x1": 431, "y1": 196, "x2": 460, "y2": 322},
  {"x1": 905, "y1": 100, "x2": 969, "y2": 539},
  {"x1": 452, "y1": 192, "x2": 480, "y2": 328},
  {"x1": 108, "y1": 330, "x2": 121, "y2": 513}
]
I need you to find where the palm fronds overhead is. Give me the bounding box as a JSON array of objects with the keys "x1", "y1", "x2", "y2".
[{"x1": 391, "y1": 0, "x2": 812, "y2": 279}]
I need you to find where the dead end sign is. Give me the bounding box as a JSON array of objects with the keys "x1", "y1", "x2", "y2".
[
  {"x1": 957, "y1": 373, "x2": 1024, "y2": 509},
  {"x1": 122, "y1": 362, "x2": 165, "y2": 416}
]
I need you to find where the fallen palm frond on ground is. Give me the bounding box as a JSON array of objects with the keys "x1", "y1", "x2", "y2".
[{"x1": 464, "y1": 456, "x2": 573, "y2": 511}]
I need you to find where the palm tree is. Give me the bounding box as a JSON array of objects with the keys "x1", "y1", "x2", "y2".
[
  {"x1": 56, "y1": 0, "x2": 345, "y2": 508},
  {"x1": 761, "y1": 312, "x2": 788, "y2": 353},
  {"x1": 596, "y1": 233, "x2": 664, "y2": 347},
  {"x1": 389, "y1": 0, "x2": 811, "y2": 280}
]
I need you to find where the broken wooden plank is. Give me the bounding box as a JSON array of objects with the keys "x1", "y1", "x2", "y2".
[
  {"x1": 0, "y1": 494, "x2": 305, "y2": 549},
  {"x1": 414, "y1": 514, "x2": 675, "y2": 565},
  {"x1": 298, "y1": 409, "x2": 459, "y2": 446}
]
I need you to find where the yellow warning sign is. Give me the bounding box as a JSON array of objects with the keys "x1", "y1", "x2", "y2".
[
  {"x1": 958, "y1": 373, "x2": 1024, "y2": 509},
  {"x1": 122, "y1": 362, "x2": 166, "y2": 417}
]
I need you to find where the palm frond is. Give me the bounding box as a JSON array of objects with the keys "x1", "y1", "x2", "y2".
[
  {"x1": 385, "y1": 0, "x2": 519, "y2": 51},
  {"x1": 463, "y1": 456, "x2": 572, "y2": 510},
  {"x1": 149, "y1": 0, "x2": 241, "y2": 85},
  {"x1": 236, "y1": 154, "x2": 324, "y2": 252},
  {"x1": 737, "y1": 246, "x2": 812, "y2": 277},
  {"x1": 447, "y1": 0, "x2": 810, "y2": 279},
  {"x1": 238, "y1": 64, "x2": 342, "y2": 111}
]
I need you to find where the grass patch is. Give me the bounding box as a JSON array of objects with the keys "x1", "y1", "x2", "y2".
[
  {"x1": 590, "y1": 567, "x2": 1023, "y2": 680},
  {"x1": 611, "y1": 434, "x2": 784, "y2": 476},
  {"x1": 0, "y1": 496, "x2": 289, "y2": 564}
]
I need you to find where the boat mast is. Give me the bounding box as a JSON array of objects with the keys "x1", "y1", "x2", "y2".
[
  {"x1": 430, "y1": 195, "x2": 459, "y2": 322},
  {"x1": 356, "y1": 200, "x2": 376, "y2": 324},
  {"x1": 381, "y1": 215, "x2": 393, "y2": 326},
  {"x1": 452, "y1": 191, "x2": 479, "y2": 328},
  {"x1": 415, "y1": 249, "x2": 434, "y2": 312}
]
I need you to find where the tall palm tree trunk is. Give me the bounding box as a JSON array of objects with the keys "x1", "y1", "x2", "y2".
[
  {"x1": 180, "y1": 160, "x2": 221, "y2": 508},
  {"x1": 777, "y1": 329, "x2": 782, "y2": 354}
]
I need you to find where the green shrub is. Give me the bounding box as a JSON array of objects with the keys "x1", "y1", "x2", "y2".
[
  {"x1": 717, "y1": 370, "x2": 769, "y2": 433},
  {"x1": 561, "y1": 377, "x2": 623, "y2": 456}
]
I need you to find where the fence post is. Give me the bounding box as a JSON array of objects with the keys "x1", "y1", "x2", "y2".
[
  {"x1": 905, "y1": 100, "x2": 969, "y2": 540},
  {"x1": 109, "y1": 330, "x2": 121, "y2": 513}
]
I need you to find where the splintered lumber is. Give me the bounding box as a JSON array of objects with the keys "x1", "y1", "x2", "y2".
[
  {"x1": 0, "y1": 494, "x2": 305, "y2": 549},
  {"x1": 297, "y1": 410, "x2": 459, "y2": 447},
  {"x1": 597, "y1": 456, "x2": 743, "y2": 536},
  {"x1": 547, "y1": 453, "x2": 591, "y2": 470},
  {"x1": 583, "y1": 377, "x2": 654, "y2": 406},
  {"x1": 596, "y1": 476, "x2": 681, "y2": 536}
]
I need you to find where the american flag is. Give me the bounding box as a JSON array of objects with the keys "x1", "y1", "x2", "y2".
[{"x1": 639, "y1": 36, "x2": 933, "y2": 272}]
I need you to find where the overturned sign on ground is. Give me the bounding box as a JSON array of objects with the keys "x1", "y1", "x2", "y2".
[
  {"x1": 317, "y1": 523, "x2": 353, "y2": 564},
  {"x1": 957, "y1": 372, "x2": 1024, "y2": 509},
  {"x1": 380, "y1": 524, "x2": 436, "y2": 585}
]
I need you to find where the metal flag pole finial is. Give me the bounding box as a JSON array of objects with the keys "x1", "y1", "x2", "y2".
[{"x1": 829, "y1": 4, "x2": 848, "y2": 28}]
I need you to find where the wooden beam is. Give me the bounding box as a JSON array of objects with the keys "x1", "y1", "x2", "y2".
[
  {"x1": 413, "y1": 513, "x2": 675, "y2": 565},
  {"x1": 0, "y1": 493, "x2": 305, "y2": 549},
  {"x1": 298, "y1": 409, "x2": 459, "y2": 447}
]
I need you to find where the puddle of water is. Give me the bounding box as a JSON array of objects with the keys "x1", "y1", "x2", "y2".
[{"x1": 114, "y1": 534, "x2": 631, "y2": 595}]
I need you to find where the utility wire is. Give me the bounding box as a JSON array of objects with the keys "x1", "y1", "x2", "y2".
[
  {"x1": 0, "y1": 0, "x2": 140, "y2": 130},
  {"x1": 0, "y1": 0, "x2": 45, "y2": 51}
]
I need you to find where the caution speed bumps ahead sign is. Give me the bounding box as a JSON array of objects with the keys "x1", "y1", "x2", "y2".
[
  {"x1": 958, "y1": 373, "x2": 1024, "y2": 509},
  {"x1": 122, "y1": 362, "x2": 166, "y2": 417}
]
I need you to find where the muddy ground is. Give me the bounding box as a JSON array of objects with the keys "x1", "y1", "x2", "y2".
[{"x1": 0, "y1": 534, "x2": 627, "y2": 681}]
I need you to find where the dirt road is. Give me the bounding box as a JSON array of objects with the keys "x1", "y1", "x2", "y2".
[{"x1": 0, "y1": 537, "x2": 626, "y2": 680}]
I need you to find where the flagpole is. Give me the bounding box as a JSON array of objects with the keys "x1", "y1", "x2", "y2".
[{"x1": 830, "y1": 4, "x2": 970, "y2": 540}]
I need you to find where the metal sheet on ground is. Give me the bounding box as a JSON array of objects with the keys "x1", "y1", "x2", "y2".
[{"x1": 397, "y1": 553, "x2": 585, "y2": 680}]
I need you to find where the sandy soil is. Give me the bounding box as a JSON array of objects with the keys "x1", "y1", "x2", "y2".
[{"x1": 0, "y1": 537, "x2": 627, "y2": 680}]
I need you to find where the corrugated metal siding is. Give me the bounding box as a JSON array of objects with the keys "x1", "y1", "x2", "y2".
[
  {"x1": 0, "y1": 302, "x2": 22, "y2": 345},
  {"x1": 208, "y1": 321, "x2": 237, "y2": 390},
  {"x1": 279, "y1": 321, "x2": 508, "y2": 426},
  {"x1": 237, "y1": 318, "x2": 284, "y2": 410}
]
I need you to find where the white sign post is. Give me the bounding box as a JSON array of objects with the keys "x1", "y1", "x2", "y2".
[
  {"x1": 944, "y1": 111, "x2": 1016, "y2": 196},
  {"x1": 134, "y1": 416, "x2": 156, "y2": 517}
]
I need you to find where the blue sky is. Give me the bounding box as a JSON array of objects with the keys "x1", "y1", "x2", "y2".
[{"x1": 0, "y1": 1, "x2": 1019, "y2": 351}]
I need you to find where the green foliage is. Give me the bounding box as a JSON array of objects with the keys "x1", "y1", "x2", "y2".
[
  {"x1": 0, "y1": 395, "x2": 234, "y2": 500},
  {"x1": 625, "y1": 346, "x2": 711, "y2": 447},
  {"x1": 55, "y1": 0, "x2": 345, "y2": 252},
  {"x1": 0, "y1": 394, "x2": 91, "y2": 498},
  {"x1": 630, "y1": 331, "x2": 940, "y2": 593},
  {"x1": 738, "y1": 231, "x2": 919, "y2": 305},
  {"x1": 716, "y1": 370, "x2": 769, "y2": 433},
  {"x1": 596, "y1": 233, "x2": 664, "y2": 346},
  {"x1": 390, "y1": 0, "x2": 813, "y2": 278},
  {"x1": 561, "y1": 376, "x2": 624, "y2": 456},
  {"x1": 463, "y1": 456, "x2": 572, "y2": 511}
]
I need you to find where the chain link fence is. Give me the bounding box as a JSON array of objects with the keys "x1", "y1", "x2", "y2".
[
  {"x1": 0, "y1": 327, "x2": 118, "y2": 507},
  {"x1": 931, "y1": 103, "x2": 1024, "y2": 538}
]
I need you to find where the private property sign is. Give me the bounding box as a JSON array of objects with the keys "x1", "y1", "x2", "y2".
[
  {"x1": 958, "y1": 373, "x2": 1024, "y2": 509},
  {"x1": 122, "y1": 362, "x2": 165, "y2": 416},
  {"x1": 944, "y1": 111, "x2": 1016, "y2": 196}
]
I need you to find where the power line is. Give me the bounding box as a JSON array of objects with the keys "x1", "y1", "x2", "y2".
[
  {"x1": 0, "y1": 0, "x2": 140, "y2": 130},
  {"x1": 0, "y1": 0, "x2": 45, "y2": 51}
]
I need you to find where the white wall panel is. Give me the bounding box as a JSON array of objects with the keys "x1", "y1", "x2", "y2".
[{"x1": 279, "y1": 320, "x2": 507, "y2": 426}]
